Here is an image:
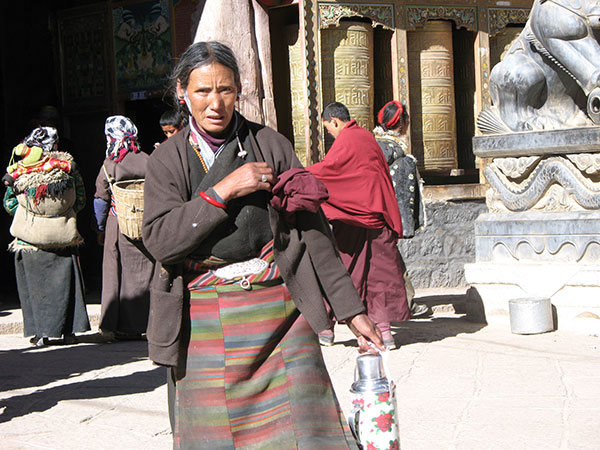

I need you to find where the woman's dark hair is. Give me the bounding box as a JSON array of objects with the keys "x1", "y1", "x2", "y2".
[
  {"x1": 377, "y1": 100, "x2": 409, "y2": 132},
  {"x1": 159, "y1": 109, "x2": 184, "y2": 128},
  {"x1": 170, "y1": 41, "x2": 241, "y2": 109},
  {"x1": 322, "y1": 102, "x2": 351, "y2": 122}
]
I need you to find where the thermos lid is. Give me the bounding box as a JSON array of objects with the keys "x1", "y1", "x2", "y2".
[{"x1": 350, "y1": 354, "x2": 389, "y2": 393}]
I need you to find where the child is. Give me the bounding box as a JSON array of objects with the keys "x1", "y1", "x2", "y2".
[{"x1": 154, "y1": 109, "x2": 185, "y2": 148}]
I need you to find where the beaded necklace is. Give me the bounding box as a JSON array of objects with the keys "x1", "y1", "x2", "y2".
[{"x1": 188, "y1": 135, "x2": 209, "y2": 173}]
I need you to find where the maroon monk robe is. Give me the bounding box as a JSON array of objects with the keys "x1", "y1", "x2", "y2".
[
  {"x1": 306, "y1": 120, "x2": 402, "y2": 235},
  {"x1": 307, "y1": 120, "x2": 409, "y2": 325}
]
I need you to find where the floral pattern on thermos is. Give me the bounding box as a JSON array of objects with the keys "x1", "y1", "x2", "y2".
[{"x1": 351, "y1": 387, "x2": 400, "y2": 450}]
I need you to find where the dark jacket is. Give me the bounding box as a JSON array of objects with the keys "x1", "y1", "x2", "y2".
[
  {"x1": 374, "y1": 130, "x2": 425, "y2": 238},
  {"x1": 142, "y1": 116, "x2": 365, "y2": 366}
]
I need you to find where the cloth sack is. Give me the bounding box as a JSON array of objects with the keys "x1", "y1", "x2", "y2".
[{"x1": 10, "y1": 187, "x2": 82, "y2": 248}]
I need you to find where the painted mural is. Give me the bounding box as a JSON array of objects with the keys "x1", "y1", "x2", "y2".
[{"x1": 112, "y1": 0, "x2": 171, "y2": 94}]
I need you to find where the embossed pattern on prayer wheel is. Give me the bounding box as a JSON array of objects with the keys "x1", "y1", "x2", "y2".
[
  {"x1": 287, "y1": 25, "x2": 308, "y2": 166},
  {"x1": 321, "y1": 22, "x2": 374, "y2": 148},
  {"x1": 408, "y1": 20, "x2": 458, "y2": 170}
]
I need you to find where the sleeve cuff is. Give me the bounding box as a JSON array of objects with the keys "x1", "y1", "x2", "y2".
[{"x1": 210, "y1": 188, "x2": 226, "y2": 205}]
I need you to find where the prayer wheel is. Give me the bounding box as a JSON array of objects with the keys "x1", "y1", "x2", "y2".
[
  {"x1": 408, "y1": 20, "x2": 458, "y2": 170},
  {"x1": 321, "y1": 21, "x2": 374, "y2": 149},
  {"x1": 286, "y1": 25, "x2": 308, "y2": 166}
]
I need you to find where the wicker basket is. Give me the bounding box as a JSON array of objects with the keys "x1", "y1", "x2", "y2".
[{"x1": 112, "y1": 179, "x2": 144, "y2": 240}]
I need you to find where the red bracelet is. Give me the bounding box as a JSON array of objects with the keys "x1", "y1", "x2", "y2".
[{"x1": 200, "y1": 191, "x2": 226, "y2": 209}]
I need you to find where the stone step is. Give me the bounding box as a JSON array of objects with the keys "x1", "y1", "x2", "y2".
[{"x1": 413, "y1": 287, "x2": 468, "y2": 316}]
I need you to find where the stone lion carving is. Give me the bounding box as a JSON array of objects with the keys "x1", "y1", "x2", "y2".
[{"x1": 478, "y1": 0, "x2": 600, "y2": 134}]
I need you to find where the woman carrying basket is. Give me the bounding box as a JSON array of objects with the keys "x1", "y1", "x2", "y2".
[{"x1": 93, "y1": 115, "x2": 154, "y2": 340}]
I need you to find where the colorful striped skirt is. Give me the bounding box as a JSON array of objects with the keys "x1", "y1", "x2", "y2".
[{"x1": 173, "y1": 277, "x2": 358, "y2": 450}]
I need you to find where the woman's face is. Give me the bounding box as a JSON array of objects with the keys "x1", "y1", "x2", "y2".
[{"x1": 180, "y1": 63, "x2": 238, "y2": 137}]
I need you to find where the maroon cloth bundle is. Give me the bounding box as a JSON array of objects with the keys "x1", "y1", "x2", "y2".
[{"x1": 270, "y1": 168, "x2": 329, "y2": 222}]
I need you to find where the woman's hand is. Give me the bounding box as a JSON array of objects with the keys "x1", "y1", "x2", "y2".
[
  {"x1": 346, "y1": 313, "x2": 385, "y2": 353},
  {"x1": 213, "y1": 162, "x2": 275, "y2": 202}
]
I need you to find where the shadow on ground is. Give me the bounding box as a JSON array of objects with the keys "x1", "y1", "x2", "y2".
[
  {"x1": 336, "y1": 291, "x2": 486, "y2": 348},
  {"x1": 0, "y1": 291, "x2": 20, "y2": 312},
  {"x1": 392, "y1": 317, "x2": 485, "y2": 347},
  {"x1": 0, "y1": 339, "x2": 164, "y2": 423},
  {"x1": 0, "y1": 367, "x2": 164, "y2": 423}
]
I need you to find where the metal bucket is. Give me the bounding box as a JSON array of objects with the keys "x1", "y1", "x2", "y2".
[{"x1": 509, "y1": 297, "x2": 553, "y2": 334}]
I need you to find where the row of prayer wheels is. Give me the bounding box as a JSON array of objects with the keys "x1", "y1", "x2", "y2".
[{"x1": 287, "y1": 20, "x2": 458, "y2": 171}]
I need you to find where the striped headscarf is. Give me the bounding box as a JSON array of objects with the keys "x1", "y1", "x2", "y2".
[
  {"x1": 24, "y1": 127, "x2": 59, "y2": 152},
  {"x1": 105, "y1": 115, "x2": 140, "y2": 162}
]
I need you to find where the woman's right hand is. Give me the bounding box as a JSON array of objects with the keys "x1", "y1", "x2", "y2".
[
  {"x1": 347, "y1": 313, "x2": 385, "y2": 353},
  {"x1": 213, "y1": 162, "x2": 275, "y2": 202}
]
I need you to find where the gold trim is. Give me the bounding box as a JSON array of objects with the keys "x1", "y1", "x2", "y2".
[
  {"x1": 406, "y1": 6, "x2": 477, "y2": 32},
  {"x1": 319, "y1": 2, "x2": 394, "y2": 30},
  {"x1": 488, "y1": 8, "x2": 530, "y2": 37}
]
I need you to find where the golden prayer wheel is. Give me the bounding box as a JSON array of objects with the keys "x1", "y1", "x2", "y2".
[
  {"x1": 286, "y1": 25, "x2": 308, "y2": 166},
  {"x1": 408, "y1": 20, "x2": 458, "y2": 170},
  {"x1": 321, "y1": 21, "x2": 374, "y2": 149}
]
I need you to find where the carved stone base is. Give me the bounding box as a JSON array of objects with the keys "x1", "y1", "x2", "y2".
[
  {"x1": 465, "y1": 210, "x2": 600, "y2": 332},
  {"x1": 473, "y1": 129, "x2": 600, "y2": 214},
  {"x1": 474, "y1": 211, "x2": 600, "y2": 263}
]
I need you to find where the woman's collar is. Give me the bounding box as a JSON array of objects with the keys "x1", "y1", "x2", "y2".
[{"x1": 373, "y1": 125, "x2": 403, "y2": 138}]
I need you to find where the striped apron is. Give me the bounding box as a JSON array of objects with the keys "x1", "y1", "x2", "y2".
[{"x1": 173, "y1": 243, "x2": 358, "y2": 450}]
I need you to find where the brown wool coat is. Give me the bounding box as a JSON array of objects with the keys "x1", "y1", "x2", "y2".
[
  {"x1": 142, "y1": 116, "x2": 365, "y2": 366},
  {"x1": 94, "y1": 152, "x2": 154, "y2": 335}
]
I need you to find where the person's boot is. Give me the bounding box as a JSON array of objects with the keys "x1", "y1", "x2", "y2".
[
  {"x1": 381, "y1": 330, "x2": 396, "y2": 350},
  {"x1": 318, "y1": 328, "x2": 334, "y2": 346},
  {"x1": 34, "y1": 336, "x2": 49, "y2": 347},
  {"x1": 411, "y1": 302, "x2": 429, "y2": 317},
  {"x1": 62, "y1": 334, "x2": 78, "y2": 345}
]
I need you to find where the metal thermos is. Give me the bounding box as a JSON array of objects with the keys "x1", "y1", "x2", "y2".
[{"x1": 348, "y1": 353, "x2": 400, "y2": 450}]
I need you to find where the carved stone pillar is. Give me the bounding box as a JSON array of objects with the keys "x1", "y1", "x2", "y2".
[
  {"x1": 408, "y1": 20, "x2": 458, "y2": 170},
  {"x1": 287, "y1": 25, "x2": 308, "y2": 166},
  {"x1": 321, "y1": 21, "x2": 374, "y2": 147},
  {"x1": 194, "y1": 0, "x2": 276, "y2": 128}
]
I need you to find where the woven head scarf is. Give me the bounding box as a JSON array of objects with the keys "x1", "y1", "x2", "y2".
[
  {"x1": 24, "y1": 127, "x2": 59, "y2": 152},
  {"x1": 105, "y1": 115, "x2": 140, "y2": 162}
]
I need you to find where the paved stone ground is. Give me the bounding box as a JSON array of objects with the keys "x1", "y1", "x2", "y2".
[{"x1": 1, "y1": 289, "x2": 599, "y2": 450}]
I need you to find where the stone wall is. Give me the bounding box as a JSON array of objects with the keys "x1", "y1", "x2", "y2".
[{"x1": 398, "y1": 199, "x2": 488, "y2": 288}]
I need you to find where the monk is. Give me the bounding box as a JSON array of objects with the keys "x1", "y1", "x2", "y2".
[{"x1": 307, "y1": 102, "x2": 410, "y2": 349}]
